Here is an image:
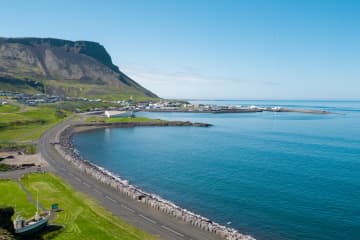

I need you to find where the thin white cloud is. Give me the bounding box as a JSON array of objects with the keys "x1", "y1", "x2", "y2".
[
  {"x1": 122, "y1": 65, "x2": 218, "y2": 84},
  {"x1": 120, "y1": 64, "x2": 282, "y2": 99}
]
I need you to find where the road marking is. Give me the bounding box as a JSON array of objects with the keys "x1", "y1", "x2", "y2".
[
  {"x1": 82, "y1": 182, "x2": 91, "y2": 188},
  {"x1": 57, "y1": 167, "x2": 66, "y2": 173},
  {"x1": 105, "y1": 195, "x2": 117, "y2": 203},
  {"x1": 93, "y1": 188, "x2": 102, "y2": 194},
  {"x1": 121, "y1": 204, "x2": 135, "y2": 213},
  {"x1": 74, "y1": 176, "x2": 81, "y2": 182},
  {"x1": 139, "y1": 214, "x2": 157, "y2": 224},
  {"x1": 161, "y1": 225, "x2": 184, "y2": 238}
]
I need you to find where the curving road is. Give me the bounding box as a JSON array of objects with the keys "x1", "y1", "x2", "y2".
[{"x1": 39, "y1": 117, "x2": 223, "y2": 240}]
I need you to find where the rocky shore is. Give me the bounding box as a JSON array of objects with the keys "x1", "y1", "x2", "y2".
[
  {"x1": 55, "y1": 122, "x2": 255, "y2": 240},
  {"x1": 73, "y1": 120, "x2": 212, "y2": 133}
]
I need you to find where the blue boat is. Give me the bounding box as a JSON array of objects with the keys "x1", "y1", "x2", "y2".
[{"x1": 14, "y1": 193, "x2": 50, "y2": 235}]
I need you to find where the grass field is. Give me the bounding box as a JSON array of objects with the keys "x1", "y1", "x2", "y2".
[
  {"x1": 0, "y1": 104, "x2": 21, "y2": 113},
  {"x1": 0, "y1": 104, "x2": 69, "y2": 143},
  {"x1": 50, "y1": 100, "x2": 120, "y2": 113},
  {"x1": 0, "y1": 173, "x2": 157, "y2": 240},
  {"x1": 0, "y1": 179, "x2": 36, "y2": 218},
  {"x1": 86, "y1": 116, "x2": 166, "y2": 124}
]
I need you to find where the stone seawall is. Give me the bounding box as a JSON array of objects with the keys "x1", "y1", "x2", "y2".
[
  {"x1": 56, "y1": 123, "x2": 255, "y2": 240},
  {"x1": 73, "y1": 121, "x2": 212, "y2": 133}
]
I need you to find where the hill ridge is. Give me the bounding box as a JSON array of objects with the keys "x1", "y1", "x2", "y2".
[{"x1": 0, "y1": 37, "x2": 157, "y2": 99}]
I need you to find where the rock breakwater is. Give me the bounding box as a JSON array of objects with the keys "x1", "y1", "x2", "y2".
[
  {"x1": 74, "y1": 121, "x2": 212, "y2": 132},
  {"x1": 56, "y1": 122, "x2": 255, "y2": 240}
]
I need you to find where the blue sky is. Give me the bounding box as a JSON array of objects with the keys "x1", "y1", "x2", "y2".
[{"x1": 1, "y1": 0, "x2": 359, "y2": 99}]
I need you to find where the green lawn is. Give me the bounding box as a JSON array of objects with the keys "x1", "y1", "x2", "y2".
[
  {"x1": 0, "y1": 173, "x2": 157, "y2": 240},
  {"x1": 86, "y1": 116, "x2": 166, "y2": 124},
  {"x1": 0, "y1": 104, "x2": 69, "y2": 143},
  {"x1": 0, "y1": 104, "x2": 20, "y2": 113},
  {"x1": 0, "y1": 180, "x2": 36, "y2": 218}
]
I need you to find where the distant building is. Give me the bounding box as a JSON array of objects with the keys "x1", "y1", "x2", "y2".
[{"x1": 104, "y1": 110, "x2": 134, "y2": 118}]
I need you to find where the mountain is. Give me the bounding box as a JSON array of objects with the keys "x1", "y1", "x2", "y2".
[{"x1": 0, "y1": 37, "x2": 158, "y2": 99}]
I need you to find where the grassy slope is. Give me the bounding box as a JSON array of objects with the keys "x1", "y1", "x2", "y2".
[
  {"x1": 0, "y1": 180, "x2": 36, "y2": 218},
  {"x1": 0, "y1": 104, "x2": 68, "y2": 143},
  {"x1": 0, "y1": 80, "x2": 158, "y2": 102},
  {"x1": 0, "y1": 173, "x2": 157, "y2": 240},
  {"x1": 44, "y1": 80, "x2": 157, "y2": 102},
  {"x1": 0, "y1": 81, "x2": 41, "y2": 95},
  {"x1": 50, "y1": 101, "x2": 120, "y2": 112},
  {"x1": 0, "y1": 104, "x2": 21, "y2": 113}
]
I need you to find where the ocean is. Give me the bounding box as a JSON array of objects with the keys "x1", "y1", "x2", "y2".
[{"x1": 72, "y1": 100, "x2": 360, "y2": 240}]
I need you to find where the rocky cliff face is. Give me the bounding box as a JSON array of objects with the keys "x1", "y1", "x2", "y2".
[{"x1": 0, "y1": 37, "x2": 157, "y2": 99}]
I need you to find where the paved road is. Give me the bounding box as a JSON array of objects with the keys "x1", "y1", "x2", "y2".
[
  {"x1": 0, "y1": 166, "x2": 43, "y2": 180},
  {"x1": 38, "y1": 118, "x2": 223, "y2": 240}
]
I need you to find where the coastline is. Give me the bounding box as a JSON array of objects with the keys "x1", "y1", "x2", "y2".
[
  {"x1": 72, "y1": 120, "x2": 212, "y2": 133},
  {"x1": 55, "y1": 121, "x2": 255, "y2": 240},
  {"x1": 142, "y1": 108, "x2": 331, "y2": 114}
]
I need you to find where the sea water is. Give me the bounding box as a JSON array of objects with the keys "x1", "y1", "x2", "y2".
[{"x1": 73, "y1": 100, "x2": 360, "y2": 240}]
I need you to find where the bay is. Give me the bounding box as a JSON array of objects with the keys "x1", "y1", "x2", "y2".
[{"x1": 73, "y1": 100, "x2": 360, "y2": 240}]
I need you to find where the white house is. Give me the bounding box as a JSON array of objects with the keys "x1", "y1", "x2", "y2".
[{"x1": 104, "y1": 110, "x2": 134, "y2": 118}]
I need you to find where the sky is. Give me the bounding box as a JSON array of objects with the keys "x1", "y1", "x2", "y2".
[{"x1": 1, "y1": 0, "x2": 359, "y2": 100}]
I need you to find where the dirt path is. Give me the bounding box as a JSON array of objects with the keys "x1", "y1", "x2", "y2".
[{"x1": 16, "y1": 179, "x2": 46, "y2": 212}]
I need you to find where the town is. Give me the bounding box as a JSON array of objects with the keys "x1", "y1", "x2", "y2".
[{"x1": 0, "y1": 91, "x2": 329, "y2": 115}]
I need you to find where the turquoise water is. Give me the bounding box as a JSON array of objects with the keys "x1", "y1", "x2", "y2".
[{"x1": 73, "y1": 101, "x2": 360, "y2": 240}]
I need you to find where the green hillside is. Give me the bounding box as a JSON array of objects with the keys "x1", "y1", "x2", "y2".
[{"x1": 0, "y1": 37, "x2": 158, "y2": 100}]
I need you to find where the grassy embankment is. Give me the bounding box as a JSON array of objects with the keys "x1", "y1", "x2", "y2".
[
  {"x1": 0, "y1": 103, "x2": 68, "y2": 153},
  {"x1": 0, "y1": 173, "x2": 157, "y2": 240},
  {"x1": 0, "y1": 105, "x2": 67, "y2": 141},
  {"x1": 0, "y1": 101, "x2": 121, "y2": 152}
]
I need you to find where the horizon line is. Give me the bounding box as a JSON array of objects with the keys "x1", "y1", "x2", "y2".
[{"x1": 167, "y1": 98, "x2": 360, "y2": 102}]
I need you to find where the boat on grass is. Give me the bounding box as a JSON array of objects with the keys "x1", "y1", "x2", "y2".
[{"x1": 13, "y1": 193, "x2": 51, "y2": 235}]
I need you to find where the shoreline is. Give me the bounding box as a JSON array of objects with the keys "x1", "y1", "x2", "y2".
[
  {"x1": 55, "y1": 121, "x2": 255, "y2": 240},
  {"x1": 142, "y1": 108, "x2": 331, "y2": 114},
  {"x1": 72, "y1": 120, "x2": 212, "y2": 133}
]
